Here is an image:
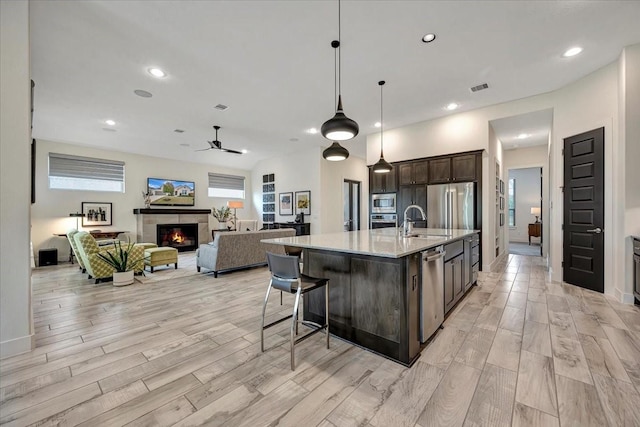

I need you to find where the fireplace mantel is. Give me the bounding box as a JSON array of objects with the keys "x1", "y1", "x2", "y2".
[
  {"x1": 134, "y1": 209, "x2": 211, "y2": 247},
  {"x1": 133, "y1": 208, "x2": 211, "y2": 215}
]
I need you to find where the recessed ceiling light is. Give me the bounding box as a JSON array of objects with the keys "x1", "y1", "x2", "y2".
[
  {"x1": 562, "y1": 47, "x2": 583, "y2": 58},
  {"x1": 307, "y1": 128, "x2": 318, "y2": 134},
  {"x1": 241, "y1": 149, "x2": 248, "y2": 154},
  {"x1": 445, "y1": 103, "x2": 459, "y2": 111},
  {"x1": 422, "y1": 33, "x2": 436, "y2": 43},
  {"x1": 516, "y1": 133, "x2": 530, "y2": 139},
  {"x1": 105, "y1": 119, "x2": 116, "y2": 126},
  {"x1": 148, "y1": 67, "x2": 166, "y2": 78},
  {"x1": 134, "y1": 89, "x2": 153, "y2": 98},
  {"x1": 374, "y1": 122, "x2": 381, "y2": 128}
]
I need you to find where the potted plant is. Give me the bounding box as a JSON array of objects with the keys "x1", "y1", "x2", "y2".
[
  {"x1": 211, "y1": 206, "x2": 233, "y2": 230},
  {"x1": 97, "y1": 240, "x2": 143, "y2": 286}
]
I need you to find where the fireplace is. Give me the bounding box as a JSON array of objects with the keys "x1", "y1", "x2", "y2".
[{"x1": 156, "y1": 223, "x2": 198, "y2": 252}]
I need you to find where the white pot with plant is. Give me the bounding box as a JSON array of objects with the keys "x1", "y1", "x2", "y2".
[
  {"x1": 212, "y1": 206, "x2": 233, "y2": 230},
  {"x1": 97, "y1": 240, "x2": 143, "y2": 286}
]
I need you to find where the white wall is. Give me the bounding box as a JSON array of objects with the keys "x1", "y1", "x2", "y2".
[
  {"x1": 1, "y1": 0, "x2": 33, "y2": 358},
  {"x1": 503, "y1": 144, "x2": 549, "y2": 255},
  {"x1": 621, "y1": 44, "x2": 640, "y2": 301},
  {"x1": 251, "y1": 147, "x2": 323, "y2": 233},
  {"x1": 32, "y1": 139, "x2": 253, "y2": 263},
  {"x1": 507, "y1": 168, "x2": 541, "y2": 243},
  {"x1": 320, "y1": 155, "x2": 369, "y2": 234}
]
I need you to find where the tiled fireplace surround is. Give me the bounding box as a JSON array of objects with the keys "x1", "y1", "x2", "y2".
[{"x1": 133, "y1": 208, "x2": 211, "y2": 248}]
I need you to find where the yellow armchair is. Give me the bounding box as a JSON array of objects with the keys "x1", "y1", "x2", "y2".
[{"x1": 73, "y1": 231, "x2": 144, "y2": 283}]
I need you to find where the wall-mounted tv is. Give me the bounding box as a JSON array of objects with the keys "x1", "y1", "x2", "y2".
[{"x1": 147, "y1": 178, "x2": 195, "y2": 206}]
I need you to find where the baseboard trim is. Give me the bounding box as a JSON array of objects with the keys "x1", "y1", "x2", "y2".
[
  {"x1": 486, "y1": 251, "x2": 507, "y2": 272},
  {"x1": 614, "y1": 287, "x2": 636, "y2": 304},
  {"x1": 0, "y1": 333, "x2": 35, "y2": 360}
]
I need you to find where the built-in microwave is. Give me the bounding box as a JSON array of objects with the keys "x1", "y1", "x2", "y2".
[{"x1": 372, "y1": 193, "x2": 397, "y2": 213}]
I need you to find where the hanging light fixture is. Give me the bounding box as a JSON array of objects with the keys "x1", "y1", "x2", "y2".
[
  {"x1": 321, "y1": 0, "x2": 359, "y2": 141},
  {"x1": 323, "y1": 39, "x2": 349, "y2": 161},
  {"x1": 372, "y1": 81, "x2": 392, "y2": 173}
]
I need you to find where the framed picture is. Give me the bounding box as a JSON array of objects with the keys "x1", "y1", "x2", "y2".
[
  {"x1": 499, "y1": 179, "x2": 504, "y2": 194},
  {"x1": 500, "y1": 213, "x2": 504, "y2": 226},
  {"x1": 295, "y1": 190, "x2": 311, "y2": 215},
  {"x1": 500, "y1": 196, "x2": 504, "y2": 210},
  {"x1": 279, "y1": 192, "x2": 293, "y2": 216},
  {"x1": 82, "y1": 202, "x2": 112, "y2": 227}
]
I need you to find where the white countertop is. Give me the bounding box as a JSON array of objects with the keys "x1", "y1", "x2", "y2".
[{"x1": 262, "y1": 228, "x2": 479, "y2": 259}]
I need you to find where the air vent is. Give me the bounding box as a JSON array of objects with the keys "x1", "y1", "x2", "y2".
[
  {"x1": 470, "y1": 83, "x2": 489, "y2": 93},
  {"x1": 174, "y1": 129, "x2": 185, "y2": 133},
  {"x1": 214, "y1": 104, "x2": 229, "y2": 111}
]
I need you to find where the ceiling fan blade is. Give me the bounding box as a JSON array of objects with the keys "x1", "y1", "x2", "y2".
[
  {"x1": 221, "y1": 148, "x2": 243, "y2": 155},
  {"x1": 195, "y1": 147, "x2": 211, "y2": 152}
]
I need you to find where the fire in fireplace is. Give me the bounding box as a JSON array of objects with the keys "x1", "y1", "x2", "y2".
[{"x1": 157, "y1": 223, "x2": 198, "y2": 252}]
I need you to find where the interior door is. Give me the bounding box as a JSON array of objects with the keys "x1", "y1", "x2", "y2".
[
  {"x1": 563, "y1": 127, "x2": 604, "y2": 293},
  {"x1": 343, "y1": 180, "x2": 361, "y2": 232}
]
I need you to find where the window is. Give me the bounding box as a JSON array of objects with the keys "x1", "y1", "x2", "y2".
[
  {"x1": 208, "y1": 173, "x2": 245, "y2": 198},
  {"x1": 48, "y1": 153, "x2": 125, "y2": 192},
  {"x1": 508, "y1": 178, "x2": 516, "y2": 226}
]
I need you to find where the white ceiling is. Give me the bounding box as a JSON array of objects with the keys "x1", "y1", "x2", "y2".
[
  {"x1": 30, "y1": 1, "x2": 640, "y2": 171},
  {"x1": 490, "y1": 109, "x2": 553, "y2": 151}
]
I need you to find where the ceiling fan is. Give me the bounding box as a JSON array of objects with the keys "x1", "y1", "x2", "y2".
[{"x1": 196, "y1": 125, "x2": 243, "y2": 154}]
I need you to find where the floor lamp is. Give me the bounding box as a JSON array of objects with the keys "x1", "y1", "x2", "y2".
[
  {"x1": 227, "y1": 201, "x2": 244, "y2": 230},
  {"x1": 69, "y1": 212, "x2": 84, "y2": 230}
]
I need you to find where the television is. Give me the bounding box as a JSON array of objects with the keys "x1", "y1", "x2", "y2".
[{"x1": 147, "y1": 178, "x2": 195, "y2": 206}]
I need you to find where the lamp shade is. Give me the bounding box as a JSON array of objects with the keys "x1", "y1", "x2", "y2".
[
  {"x1": 227, "y1": 201, "x2": 244, "y2": 209},
  {"x1": 322, "y1": 142, "x2": 350, "y2": 161},
  {"x1": 530, "y1": 207, "x2": 541, "y2": 216},
  {"x1": 321, "y1": 97, "x2": 359, "y2": 141},
  {"x1": 372, "y1": 157, "x2": 392, "y2": 173}
]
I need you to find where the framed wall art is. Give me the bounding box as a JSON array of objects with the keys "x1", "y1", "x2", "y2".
[
  {"x1": 279, "y1": 192, "x2": 293, "y2": 216},
  {"x1": 295, "y1": 190, "x2": 311, "y2": 215},
  {"x1": 82, "y1": 202, "x2": 112, "y2": 226}
]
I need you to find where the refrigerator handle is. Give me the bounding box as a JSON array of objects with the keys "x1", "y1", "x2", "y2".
[{"x1": 448, "y1": 191, "x2": 454, "y2": 229}]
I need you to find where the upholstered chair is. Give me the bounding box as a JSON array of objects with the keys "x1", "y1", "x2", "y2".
[
  {"x1": 66, "y1": 229, "x2": 86, "y2": 272},
  {"x1": 235, "y1": 219, "x2": 258, "y2": 232},
  {"x1": 73, "y1": 231, "x2": 144, "y2": 283}
]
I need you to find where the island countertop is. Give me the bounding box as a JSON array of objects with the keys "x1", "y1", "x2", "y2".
[{"x1": 262, "y1": 227, "x2": 478, "y2": 258}]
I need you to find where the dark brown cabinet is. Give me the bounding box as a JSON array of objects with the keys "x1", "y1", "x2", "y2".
[
  {"x1": 275, "y1": 222, "x2": 310, "y2": 236},
  {"x1": 398, "y1": 160, "x2": 429, "y2": 185},
  {"x1": 398, "y1": 185, "x2": 427, "y2": 223},
  {"x1": 428, "y1": 153, "x2": 478, "y2": 184},
  {"x1": 369, "y1": 167, "x2": 397, "y2": 193}
]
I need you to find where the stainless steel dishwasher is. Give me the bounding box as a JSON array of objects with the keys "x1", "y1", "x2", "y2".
[{"x1": 421, "y1": 246, "x2": 445, "y2": 342}]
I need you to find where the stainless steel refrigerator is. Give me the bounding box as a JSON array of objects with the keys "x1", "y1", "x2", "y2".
[{"x1": 427, "y1": 182, "x2": 475, "y2": 229}]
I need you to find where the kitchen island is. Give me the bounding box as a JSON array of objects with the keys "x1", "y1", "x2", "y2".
[{"x1": 263, "y1": 227, "x2": 479, "y2": 366}]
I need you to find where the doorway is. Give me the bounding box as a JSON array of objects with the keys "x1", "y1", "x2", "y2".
[
  {"x1": 507, "y1": 167, "x2": 543, "y2": 256},
  {"x1": 343, "y1": 180, "x2": 361, "y2": 232}
]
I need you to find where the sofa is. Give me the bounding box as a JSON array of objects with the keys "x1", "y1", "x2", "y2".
[{"x1": 196, "y1": 228, "x2": 296, "y2": 277}]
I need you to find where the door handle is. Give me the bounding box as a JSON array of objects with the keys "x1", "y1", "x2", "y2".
[{"x1": 586, "y1": 227, "x2": 602, "y2": 234}]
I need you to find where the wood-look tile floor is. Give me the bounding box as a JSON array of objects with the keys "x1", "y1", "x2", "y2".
[{"x1": 2, "y1": 254, "x2": 640, "y2": 426}]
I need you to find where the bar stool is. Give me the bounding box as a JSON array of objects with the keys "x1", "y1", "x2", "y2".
[{"x1": 261, "y1": 252, "x2": 329, "y2": 370}]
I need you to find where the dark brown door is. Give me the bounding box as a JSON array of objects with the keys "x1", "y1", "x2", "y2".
[
  {"x1": 563, "y1": 127, "x2": 604, "y2": 293},
  {"x1": 451, "y1": 154, "x2": 477, "y2": 182}
]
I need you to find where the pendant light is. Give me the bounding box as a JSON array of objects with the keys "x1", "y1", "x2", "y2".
[
  {"x1": 372, "y1": 81, "x2": 392, "y2": 173},
  {"x1": 321, "y1": 0, "x2": 359, "y2": 141},
  {"x1": 323, "y1": 40, "x2": 349, "y2": 161}
]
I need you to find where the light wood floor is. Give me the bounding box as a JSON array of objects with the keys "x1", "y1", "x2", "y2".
[{"x1": 2, "y1": 254, "x2": 640, "y2": 426}]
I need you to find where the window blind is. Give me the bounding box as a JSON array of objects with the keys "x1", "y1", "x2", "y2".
[
  {"x1": 208, "y1": 173, "x2": 245, "y2": 191},
  {"x1": 49, "y1": 153, "x2": 124, "y2": 182}
]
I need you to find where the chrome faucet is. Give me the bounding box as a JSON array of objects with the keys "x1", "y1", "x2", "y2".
[{"x1": 403, "y1": 204, "x2": 427, "y2": 236}]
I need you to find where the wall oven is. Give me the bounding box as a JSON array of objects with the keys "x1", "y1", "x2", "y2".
[
  {"x1": 371, "y1": 213, "x2": 397, "y2": 229},
  {"x1": 371, "y1": 193, "x2": 397, "y2": 214}
]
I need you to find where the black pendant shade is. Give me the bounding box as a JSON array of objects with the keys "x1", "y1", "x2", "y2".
[
  {"x1": 321, "y1": 96, "x2": 359, "y2": 141},
  {"x1": 373, "y1": 80, "x2": 392, "y2": 173},
  {"x1": 322, "y1": 141, "x2": 350, "y2": 161}
]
